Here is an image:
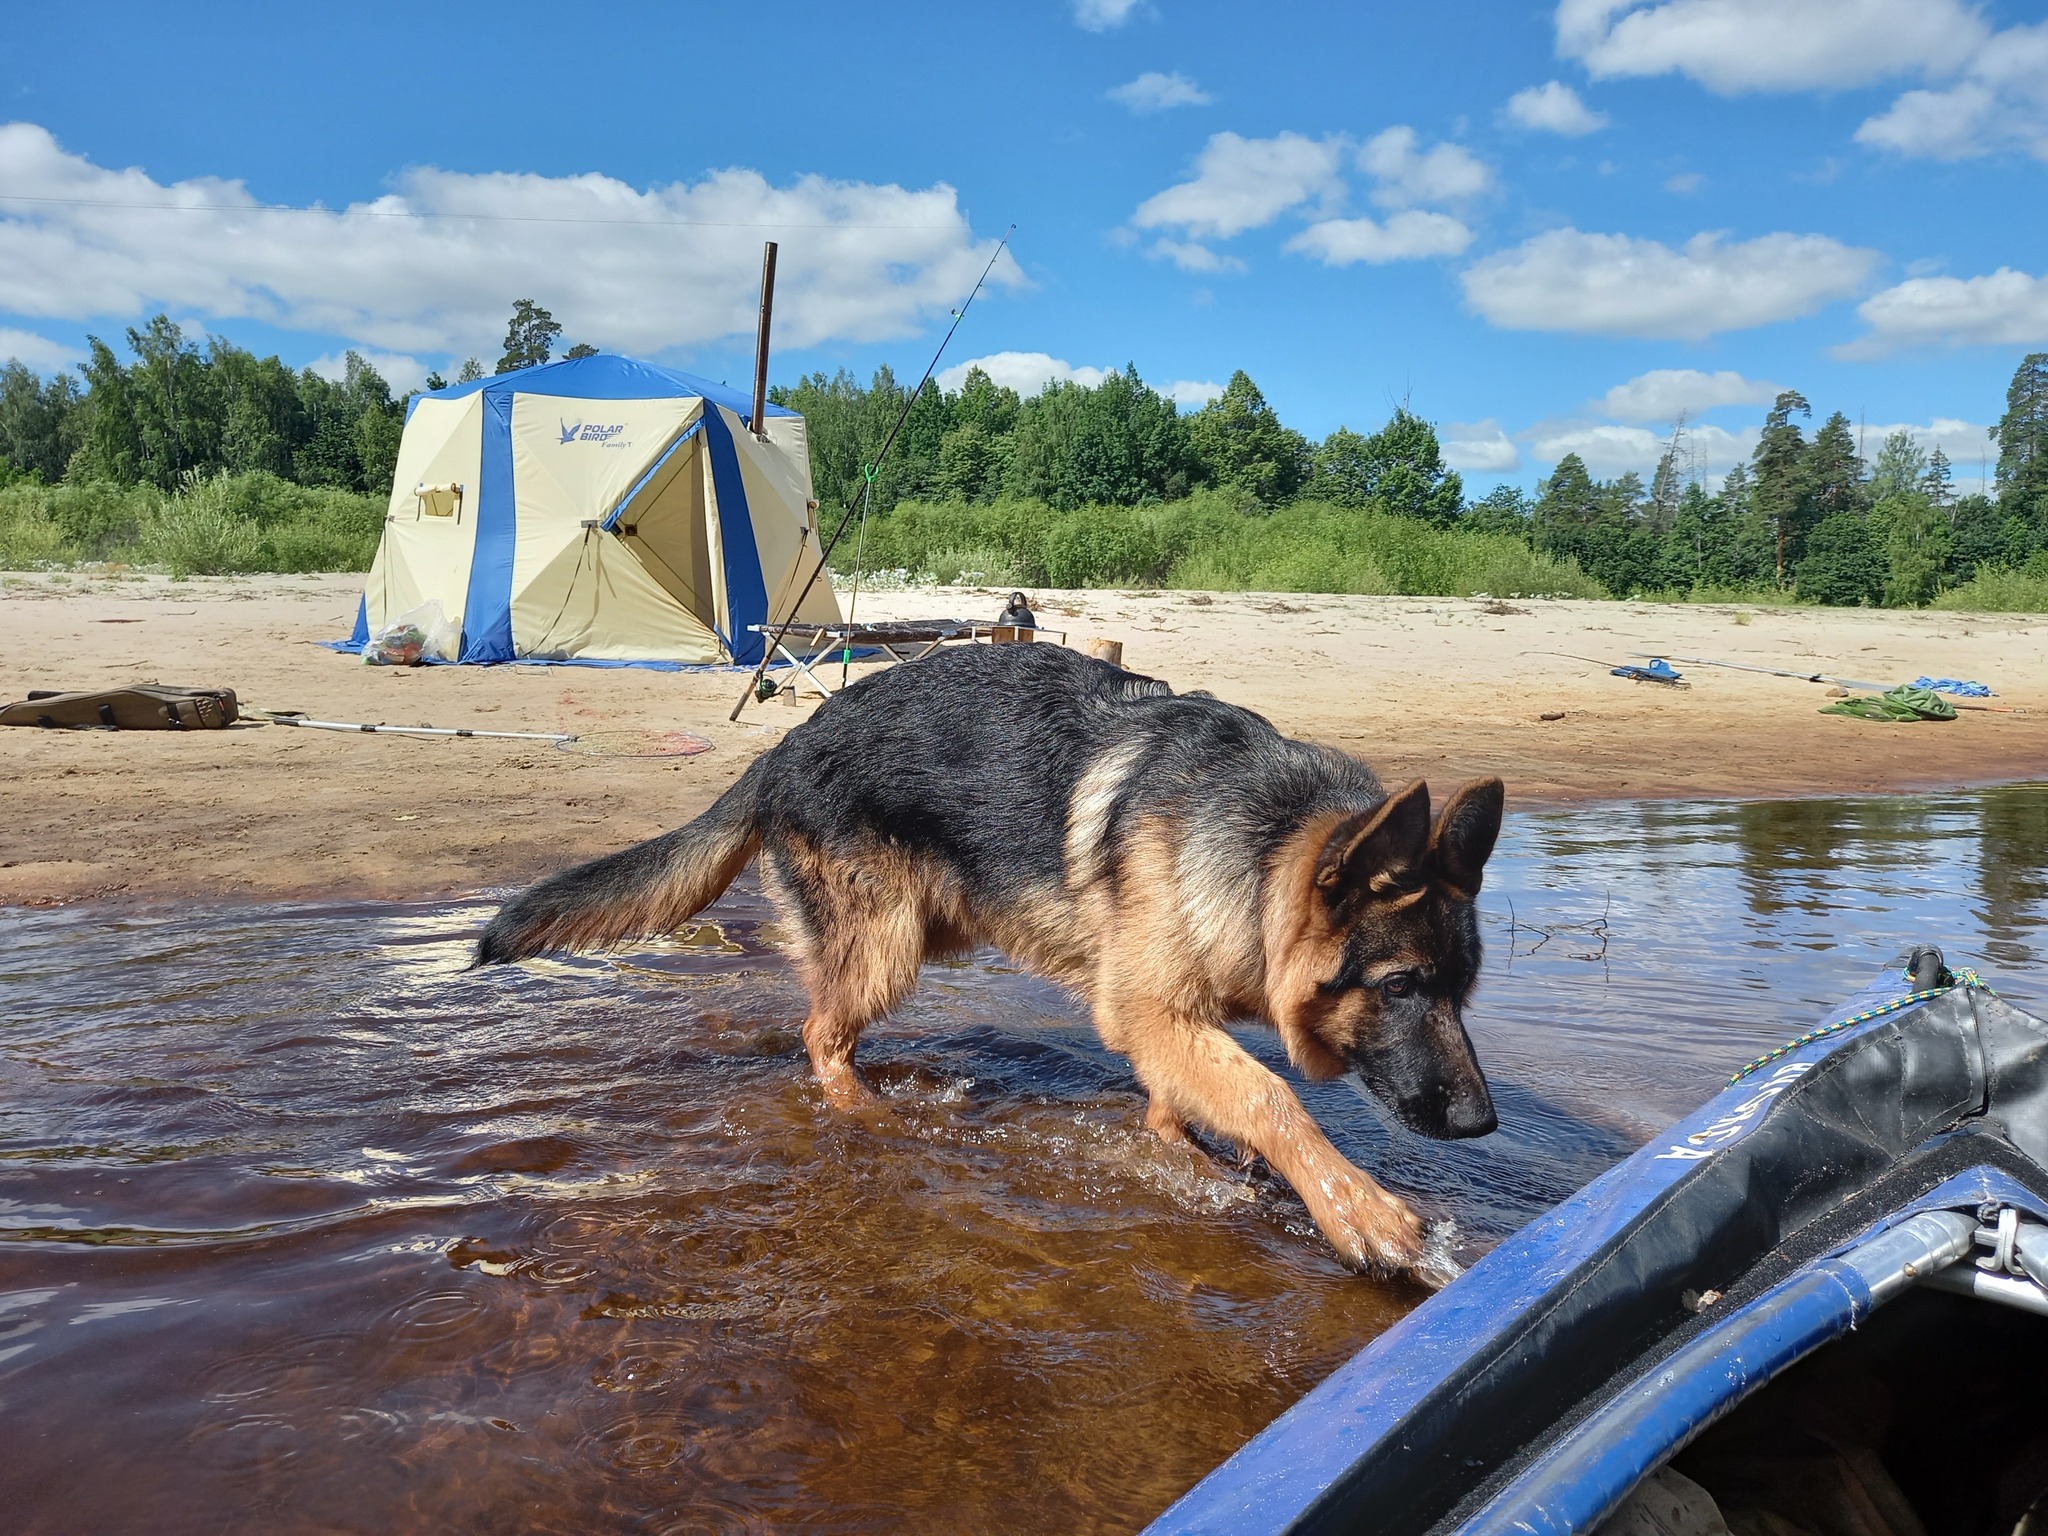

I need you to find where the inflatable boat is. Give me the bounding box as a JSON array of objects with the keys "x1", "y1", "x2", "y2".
[{"x1": 1147, "y1": 947, "x2": 2048, "y2": 1536}]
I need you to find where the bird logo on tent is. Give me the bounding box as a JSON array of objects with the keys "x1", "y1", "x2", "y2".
[{"x1": 559, "y1": 419, "x2": 582, "y2": 445}]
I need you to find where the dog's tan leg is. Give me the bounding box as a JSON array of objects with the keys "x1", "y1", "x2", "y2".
[
  {"x1": 1144, "y1": 1096, "x2": 1190, "y2": 1144},
  {"x1": 1110, "y1": 1000, "x2": 1426, "y2": 1273},
  {"x1": 775, "y1": 842, "x2": 928, "y2": 1109},
  {"x1": 798, "y1": 1005, "x2": 878, "y2": 1107}
]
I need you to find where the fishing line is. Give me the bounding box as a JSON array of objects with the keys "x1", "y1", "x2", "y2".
[{"x1": 730, "y1": 223, "x2": 1016, "y2": 721}]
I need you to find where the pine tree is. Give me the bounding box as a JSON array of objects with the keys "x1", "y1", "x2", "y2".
[
  {"x1": 1991, "y1": 353, "x2": 2048, "y2": 539},
  {"x1": 496, "y1": 300, "x2": 562, "y2": 374},
  {"x1": 1806, "y1": 410, "x2": 1865, "y2": 521},
  {"x1": 1750, "y1": 391, "x2": 1812, "y2": 586},
  {"x1": 1925, "y1": 447, "x2": 1954, "y2": 510}
]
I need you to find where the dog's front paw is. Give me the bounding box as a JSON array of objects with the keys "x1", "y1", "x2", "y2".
[{"x1": 1314, "y1": 1171, "x2": 1428, "y2": 1277}]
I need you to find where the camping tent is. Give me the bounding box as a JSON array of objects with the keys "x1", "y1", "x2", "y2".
[{"x1": 348, "y1": 354, "x2": 841, "y2": 666}]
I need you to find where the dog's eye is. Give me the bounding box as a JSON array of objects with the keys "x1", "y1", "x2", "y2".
[{"x1": 1381, "y1": 971, "x2": 1419, "y2": 998}]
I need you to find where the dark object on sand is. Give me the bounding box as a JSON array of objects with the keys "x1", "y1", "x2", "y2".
[
  {"x1": 1150, "y1": 948, "x2": 2048, "y2": 1536},
  {"x1": 1610, "y1": 658, "x2": 1688, "y2": 687},
  {"x1": 999, "y1": 592, "x2": 1038, "y2": 629},
  {"x1": 1, "y1": 684, "x2": 238, "y2": 730}
]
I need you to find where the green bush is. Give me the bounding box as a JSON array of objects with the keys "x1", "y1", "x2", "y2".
[
  {"x1": 0, "y1": 493, "x2": 74, "y2": 568},
  {"x1": 0, "y1": 471, "x2": 384, "y2": 575},
  {"x1": 1931, "y1": 567, "x2": 2048, "y2": 613},
  {"x1": 921, "y1": 543, "x2": 1020, "y2": 586},
  {"x1": 0, "y1": 481, "x2": 159, "y2": 560},
  {"x1": 1042, "y1": 507, "x2": 1166, "y2": 587},
  {"x1": 848, "y1": 494, "x2": 1605, "y2": 599},
  {"x1": 141, "y1": 472, "x2": 263, "y2": 576}
]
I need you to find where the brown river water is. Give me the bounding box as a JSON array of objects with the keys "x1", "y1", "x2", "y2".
[{"x1": 5, "y1": 786, "x2": 2048, "y2": 1534}]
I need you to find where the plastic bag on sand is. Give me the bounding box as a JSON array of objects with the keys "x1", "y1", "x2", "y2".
[{"x1": 364, "y1": 601, "x2": 458, "y2": 666}]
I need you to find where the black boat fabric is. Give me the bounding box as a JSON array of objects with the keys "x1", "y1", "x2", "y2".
[{"x1": 1290, "y1": 980, "x2": 2048, "y2": 1536}]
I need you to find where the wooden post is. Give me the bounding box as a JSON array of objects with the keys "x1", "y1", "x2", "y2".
[
  {"x1": 1082, "y1": 637, "x2": 1124, "y2": 668},
  {"x1": 750, "y1": 241, "x2": 779, "y2": 439}
]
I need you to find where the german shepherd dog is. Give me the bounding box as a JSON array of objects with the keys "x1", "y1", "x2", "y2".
[{"x1": 477, "y1": 644, "x2": 1504, "y2": 1276}]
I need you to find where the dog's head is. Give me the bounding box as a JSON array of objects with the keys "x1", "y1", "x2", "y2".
[{"x1": 1266, "y1": 778, "x2": 1504, "y2": 1140}]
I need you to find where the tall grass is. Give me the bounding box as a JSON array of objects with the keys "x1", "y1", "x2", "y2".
[
  {"x1": 0, "y1": 471, "x2": 383, "y2": 574},
  {"x1": 846, "y1": 492, "x2": 1608, "y2": 599},
  {"x1": 1931, "y1": 566, "x2": 2048, "y2": 613}
]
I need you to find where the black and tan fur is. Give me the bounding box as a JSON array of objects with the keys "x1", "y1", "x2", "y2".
[{"x1": 477, "y1": 644, "x2": 1504, "y2": 1275}]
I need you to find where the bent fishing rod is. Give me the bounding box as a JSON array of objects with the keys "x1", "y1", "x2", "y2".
[
  {"x1": 728, "y1": 224, "x2": 1016, "y2": 722},
  {"x1": 1627, "y1": 653, "x2": 1890, "y2": 691},
  {"x1": 1630, "y1": 652, "x2": 2026, "y2": 713}
]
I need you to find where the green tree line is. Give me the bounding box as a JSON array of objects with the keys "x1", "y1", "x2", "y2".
[{"x1": 3, "y1": 302, "x2": 2044, "y2": 612}]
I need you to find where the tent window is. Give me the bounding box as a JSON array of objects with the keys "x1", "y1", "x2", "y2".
[{"x1": 414, "y1": 482, "x2": 465, "y2": 522}]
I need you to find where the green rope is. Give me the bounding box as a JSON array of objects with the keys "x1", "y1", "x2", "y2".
[{"x1": 1727, "y1": 965, "x2": 1991, "y2": 1084}]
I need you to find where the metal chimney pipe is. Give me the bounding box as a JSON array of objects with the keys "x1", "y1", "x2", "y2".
[{"x1": 750, "y1": 241, "x2": 778, "y2": 439}]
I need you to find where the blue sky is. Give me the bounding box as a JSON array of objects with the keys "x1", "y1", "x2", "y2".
[{"x1": 4, "y1": 0, "x2": 2045, "y2": 493}]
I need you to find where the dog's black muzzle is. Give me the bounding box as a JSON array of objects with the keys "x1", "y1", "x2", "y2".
[{"x1": 1348, "y1": 1029, "x2": 1498, "y2": 1141}]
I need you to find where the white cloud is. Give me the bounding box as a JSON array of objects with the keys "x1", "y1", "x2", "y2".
[
  {"x1": 1504, "y1": 81, "x2": 1609, "y2": 136},
  {"x1": 1527, "y1": 418, "x2": 1759, "y2": 479},
  {"x1": 1131, "y1": 131, "x2": 1346, "y2": 240},
  {"x1": 1442, "y1": 420, "x2": 1520, "y2": 473},
  {"x1": 1555, "y1": 1, "x2": 2048, "y2": 162},
  {"x1": 1860, "y1": 417, "x2": 1995, "y2": 471},
  {"x1": 936, "y1": 352, "x2": 1217, "y2": 407},
  {"x1": 1854, "y1": 22, "x2": 2048, "y2": 161},
  {"x1": 0, "y1": 122, "x2": 1022, "y2": 365},
  {"x1": 0, "y1": 325, "x2": 81, "y2": 374},
  {"x1": 1664, "y1": 171, "x2": 1704, "y2": 193},
  {"x1": 307, "y1": 348, "x2": 430, "y2": 395},
  {"x1": 1165, "y1": 379, "x2": 1225, "y2": 408},
  {"x1": 1073, "y1": 0, "x2": 1143, "y2": 30},
  {"x1": 1357, "y1": 126, "x2": 1492, "y2": 208},
  {"x1": 936, "y1": 351, "x2": 1108, "y2": 396},
  {"x1": 1460, "y1": 228, "x2": 1880, "y2": 340},
  {"x1": 1285, "y1": 211, "x2": 1473, "y2": 265},
  {"x1": 1145, "y1": 236, "x2": 1247, "y2": 273},
  {"x1": 1846, "y1": 266, "x2": 2048, "y2": 353},
  {"x1": 1106, "y1": 71, "x2": 1210, "y2": 113},
  {"x1": 1598, "y1": 367, "x2": 1780, "y2": 421},
  {"x1": 1555, "y1": 0, "x2": 1986, "y2": 93}
]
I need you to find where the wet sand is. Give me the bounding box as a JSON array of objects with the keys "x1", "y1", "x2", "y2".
[{"x1": 3, "y1": 571, "x2": 2044, "y2": 906}]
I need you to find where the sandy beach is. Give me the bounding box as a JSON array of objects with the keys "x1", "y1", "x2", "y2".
[{"x1": 2, "y1": 570, "x2": 2043, "y2": 907}]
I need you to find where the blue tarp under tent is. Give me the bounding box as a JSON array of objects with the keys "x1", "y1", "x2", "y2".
[{"x1": 346, "y1": 354, "x2": 841, "y2": 667}]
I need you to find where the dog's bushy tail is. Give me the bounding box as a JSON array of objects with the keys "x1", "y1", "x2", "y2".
[{"x1": 473, "y1": 759, "x2": 765, "y2": 967}]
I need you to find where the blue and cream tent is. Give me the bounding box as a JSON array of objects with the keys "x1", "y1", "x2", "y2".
[{"x1": 349, "y1": 354, "x2": 840, "y2": 666}]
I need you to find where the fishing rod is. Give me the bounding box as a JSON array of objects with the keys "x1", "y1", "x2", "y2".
[
  {"x1": 728, "y1": 224, "x2": 1017, "y2": 722},
  {"x1": 249, "y1": 708, "x2": 572, "y2": 743},
  {"x1": 1628, "y1": 654, "x2": 1890, "y2": 691},
  {"x1": 1628, "y1": 653, "x2": 2026, "y2": 713}
]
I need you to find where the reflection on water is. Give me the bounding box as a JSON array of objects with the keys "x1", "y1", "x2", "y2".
[{"x1": 3, "y1": 784, "x2": 2048, "y2": 1534}]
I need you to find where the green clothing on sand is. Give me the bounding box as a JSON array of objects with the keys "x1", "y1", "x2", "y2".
[{"x1": 1819, "y1": 686, "x2": 1958, "y2": 722}]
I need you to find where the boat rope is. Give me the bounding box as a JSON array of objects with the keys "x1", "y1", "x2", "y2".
[{"x1": 1727, "y1": 965, "x2": 1991, "y2": 1084}]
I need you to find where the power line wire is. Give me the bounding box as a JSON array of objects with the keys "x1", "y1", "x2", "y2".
[{"x1": 0, "y1": 192, "x2": 956, "y2": 230}]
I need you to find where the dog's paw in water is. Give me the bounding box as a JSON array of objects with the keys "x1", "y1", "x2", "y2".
[{"x1": 1412, "y1": 1219, "x2": 1465, "y2": 1290}]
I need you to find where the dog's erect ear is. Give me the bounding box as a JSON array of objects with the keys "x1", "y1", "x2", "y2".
[
  {"x1": 1431, "y1": 777, "x2": 1505, "y2": 899},
  {"x1": 1316, "y1": 780, "x2": 1431, "y2": 907}
]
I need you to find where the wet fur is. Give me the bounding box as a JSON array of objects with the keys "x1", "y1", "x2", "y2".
[{"x1": 477, "y1": 644, "x2": 1503, "y2": 1276}]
